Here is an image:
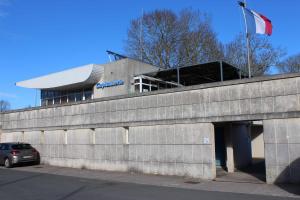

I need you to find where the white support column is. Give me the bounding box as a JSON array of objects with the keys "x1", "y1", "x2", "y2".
[
  {"x1": 225, "y1": 124, "x2": 235, "y2": 173},
  {"x1": 82, "y1": 89, "x2": 85, "y2": 101},
  {"x1": 139, "y1": 77, "x2": 142, "y2": 93}
]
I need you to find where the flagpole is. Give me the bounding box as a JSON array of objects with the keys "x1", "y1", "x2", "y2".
[{"x1": 240, "y1": 1, "x2": 251, "y2": 78}]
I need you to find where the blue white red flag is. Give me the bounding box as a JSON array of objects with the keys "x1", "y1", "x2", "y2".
[{"x1": 244, "y1": 7, "x2": 272, "y2": 36}]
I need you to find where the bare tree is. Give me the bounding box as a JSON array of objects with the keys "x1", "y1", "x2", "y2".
[
  {"x1": 224, "y1": 33, "x2": 285, "y2": 76},
  {"x1": 278, "y1": 53, "x2": 300, "y2": 73},
  {"x1": 0, "y1": 100, "x2": 10, "y2": 112},
  {"x1": 177, "y1": 10, "x2": 223, "y2": 66},
  {"x1": 125, "y1": 9, "x2": 223, "y2": 68}
]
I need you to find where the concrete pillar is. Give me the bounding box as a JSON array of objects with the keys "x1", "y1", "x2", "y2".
[
  {"x1": 210, "y1": 124, "x2": 217, "y2": 180},
  {"x1": 225, "y1": 124, "x2": 235, "y2": 173}
]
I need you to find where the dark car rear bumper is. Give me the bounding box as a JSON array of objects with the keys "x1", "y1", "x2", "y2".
[{"x1": 12, "y1": 155, "x2": 38, "y2": 164}]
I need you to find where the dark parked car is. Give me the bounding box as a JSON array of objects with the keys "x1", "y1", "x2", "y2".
[{"x1": 0, "y1": 143, "x2": 40, "y2": 168}]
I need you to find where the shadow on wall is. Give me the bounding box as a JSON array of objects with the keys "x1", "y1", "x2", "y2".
[{"x1": 275, "y1": 157, "x2": 300, "y2": 195}]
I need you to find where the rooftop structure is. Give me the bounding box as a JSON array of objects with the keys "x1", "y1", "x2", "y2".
[{"x1": 16, "y1": 58, "x2": 242, "y2": 107}]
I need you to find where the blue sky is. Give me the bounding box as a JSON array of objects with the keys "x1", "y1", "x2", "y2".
[{"x1": 0, "y1": 0, "x2": 299, "y2": 109}]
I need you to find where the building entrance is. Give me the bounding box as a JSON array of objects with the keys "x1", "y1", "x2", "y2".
[
  {"x1": 214, "y1": 121, "x2": 266, "y2": 183},
  {"x1": 215, "y1": 126, "x2": 226, "y2": 168}
]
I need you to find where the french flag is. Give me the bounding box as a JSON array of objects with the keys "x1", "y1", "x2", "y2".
[{"x1": 244, "y1": 8, "x2": 272, "y2": 36}]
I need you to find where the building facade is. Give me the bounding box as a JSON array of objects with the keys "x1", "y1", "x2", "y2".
[
  {"x1": 1, "y1": 59, "x2": 299, "y2": 184},
  {"x1": 16, "y1": 59, "x2": 160, "y2": 106}
]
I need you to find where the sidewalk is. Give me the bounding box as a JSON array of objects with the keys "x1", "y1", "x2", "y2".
[{"x1": 11, "y1": 164, "x2": 300, "y2": 198}]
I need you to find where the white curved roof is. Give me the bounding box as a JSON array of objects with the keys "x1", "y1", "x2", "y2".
[{"x1": 16, "y1": 64, "x2": 104, "y2": 90}]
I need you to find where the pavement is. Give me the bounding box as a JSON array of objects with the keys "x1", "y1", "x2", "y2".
[{"x1": 1, "y1": 164, "x2": 298, "y2": 199}]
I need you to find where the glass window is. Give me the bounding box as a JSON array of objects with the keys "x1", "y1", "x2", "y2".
[
  {"x1": 151, "y1": 86, "x2": 158, "y2": 91},
  {"x1": 142, "y1": 79, "x2": 150, "y2": 84},
  {"x1": 61, "y1": 96, "x2": 68, "y2": 104},
  {"x1": 68, "y1": 94, "x2": 75, "y2": 103},
  {"x1": 61, "y1": 91, "x2": 67, "y2": 96},
  {"x1": 48, "y1": 91, "x2": 54, "y2": 97},
  {"x1": 12, "y1": 144, "x2": 32, "y2": 150},
  {"x1": 1, "y1": 144, "x2": 9, "y2": 150},
  {"x1": 75, "y1": 93, "x2": 82, "y2": 102},
  {"x1": 41, "y1": 100, "x2": 47, "y2": 106},
  {"x1": 84, "y1": 91, "x2": 92, "y2": 100},
  {"x1": 142, "y1": 84, "x2": 150, "y2": 92},
  {"x1": 47, "y1": 99, "x2": 54, "y2": 105},
  {"x1": 41, "y1": 87, "x2": 93, "y2": 105},
  {"x1": 54, "y1": 97, "x2": 61, "y2": 104}
]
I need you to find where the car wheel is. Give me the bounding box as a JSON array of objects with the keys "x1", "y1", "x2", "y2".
[{"x1": 4, "y1": 158, "x2": 12, "y2": 168}]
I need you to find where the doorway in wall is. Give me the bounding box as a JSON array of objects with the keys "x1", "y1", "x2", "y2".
[
  {"x1": 215, "y1": 126, "x2": 226, "y2": 169},
  {"x1": 214, "y1": 121, "x2": 266, "y2": 183}
]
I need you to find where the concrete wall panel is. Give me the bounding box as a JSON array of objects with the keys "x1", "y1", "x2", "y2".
[
  {"x1": 44, "y1": 130, "x2": 65, "y2": 145},
  {"x1": 264, "y1": 118, "x2": 300, "y2": 184},
  {"x1": 126, "y1": 123, "x2": 215, "y2": 179},
  {"x1": 0, "y1": 123, "x2": 214, "y2": 179},
  {"x1": 0, "y1": 131, "x2": 23, "y2": 143},
  {"x1": 23, "y1": 131, "x2": 41, "y2": 145}
]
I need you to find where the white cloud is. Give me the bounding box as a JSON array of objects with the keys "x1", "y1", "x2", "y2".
[{"x1": 0, "y1": 92, "x2": 17, "y2": 98}]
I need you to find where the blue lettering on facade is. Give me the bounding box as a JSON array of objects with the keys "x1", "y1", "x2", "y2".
[{"x1": 96, "y1": 80, "x2": 124, "y2": 89}]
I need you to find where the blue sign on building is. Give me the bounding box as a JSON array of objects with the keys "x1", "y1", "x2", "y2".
[{"x1": 96, "y1": 80, "x2": 124, "y2": 89}]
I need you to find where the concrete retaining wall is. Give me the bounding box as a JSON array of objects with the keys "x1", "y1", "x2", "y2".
[{"x1": 0, "y1": 123, "x2": 215, "y2": 179}]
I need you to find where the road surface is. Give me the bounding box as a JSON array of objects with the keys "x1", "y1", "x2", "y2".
[{"x1": 0, "y1": 168, "x2": 296, "y2": 200}]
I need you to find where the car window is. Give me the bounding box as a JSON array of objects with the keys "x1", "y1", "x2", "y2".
[
  {"x1": 1, "y1": 144, "x2": 9, "y2": 150},
  {"x1": 11, "y1": 144, "x2": 32, "y2": 150}
]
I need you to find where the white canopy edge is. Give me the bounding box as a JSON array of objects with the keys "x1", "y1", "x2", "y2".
[{"x1": 16, "y1": 64, "x2": 104, "y2": 90}]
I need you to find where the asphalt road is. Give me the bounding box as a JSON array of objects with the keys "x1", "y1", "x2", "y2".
[{"x1": 0, "y1": 168, "x2": 296, "y2": 200}]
